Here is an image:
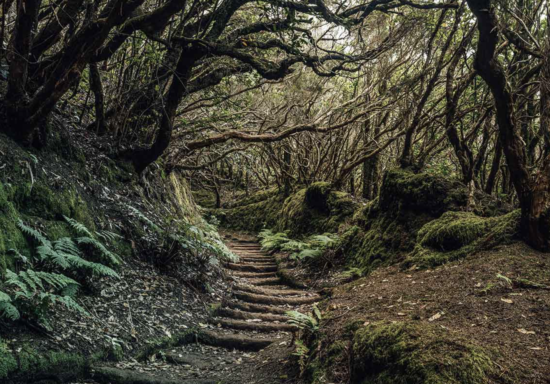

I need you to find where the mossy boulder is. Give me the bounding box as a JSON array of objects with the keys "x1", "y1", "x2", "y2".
[
  {"x1": 277, "y1": 182, "x2": 356, "y2": 236},
  {"x1": 342, "y1": 169, "x2": 511, "y2": 272},
  {"x1": 406, "y1": 210, "x2": 521, "y2": 268},
  {"x1": 351, "y1": 321, "x2": 494, "y2": 384},
  {"x1": 216, "y1": 193, "x2": 284, "y2": 232},
  {"x1": 379, "y1": 169, "x2": 468, "y2": 217},
  {"x1": 0, "y1": 340, "x2": 91, "y2": 382}
]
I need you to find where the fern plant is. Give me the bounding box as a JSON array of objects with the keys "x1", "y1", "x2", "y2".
[
  {"x1": 0, "y1": 269, "x2": 87, "y2": 328},
  {"x1": 259, "y1": 230, "x2": 291, "y2": 251},
  {"x1": 18, "y1": 219, "x2": 119, "y2": 278},
  {"x1": 286, "y1": 305, "x2": 322, "y2": 333}
]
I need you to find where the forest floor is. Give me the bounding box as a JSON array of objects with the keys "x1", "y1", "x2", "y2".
[
  {"x1": 60, "y1": 232, "x2": 315, "y2": 384},
  {"x1": 318, "y1": 242, "x2": 550, "y2": 383}
]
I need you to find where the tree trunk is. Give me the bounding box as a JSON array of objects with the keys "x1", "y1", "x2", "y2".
[
  {"x1": 5, "y1": 0, "x2": 42, "y2": 143},
  {"x1": 485, "y1": 137, "x2": 502, "y2": 195},
  {"x1": 466, "y1": 0, "x2": 549, "y2": 251},
  {"x1": 283, "y1": 149, "x2": 291, "y2": 197},
  {"x1": 127, "y1": 49, "x2": 199, "y2": 173},
  {"x1": 89, "y1": 63, "x2": 107, "y2": 136},
  {"x1": 362, "y1": 154, "x2": 379, "y2": 200}
]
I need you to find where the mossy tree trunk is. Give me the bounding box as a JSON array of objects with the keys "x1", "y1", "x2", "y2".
[{"x1": 467, "y1": 0, "x2": 550, "y2": 251}]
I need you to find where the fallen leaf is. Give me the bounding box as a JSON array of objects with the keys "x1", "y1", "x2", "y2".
[
  {"x1": 517, "y1": 328, "x2": 535, "y2": 335},
  {"x1": 428, "y1": 312, "x2": 443, "y2": 322},
  {"x1": 500, "y1": 298, "x2": 513, "y2": 304}
]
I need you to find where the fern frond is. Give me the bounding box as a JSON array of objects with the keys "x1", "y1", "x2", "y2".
[
  {"x1": 64, "y1": 255, "x2": 119, "y2": 278},
  {"x1": 5, "y1": 270, "x2": 30, "y2": 295},
  {"x1": 52, "y1": 295, "x2": 88, "y2": 316},
  {"x1": 128, "y1": 206, "x2": 162, "y2": 232},
  {"x1": 96, "y1": 230, "x2": 122, "y2": 242},
  {"x1": 37, "y1": 244, "x2": 70, "y2": 269},
  {"x1": 53, "y1": 237, "x2": 81, "y2": 257},
  {"x1": 38, "y1": 271, "x2": 78, "y2": 290},
  {"x1": 63, "y1": 216, "x2": 93, "y2": 237},
  {"x1": 18, "y1": 220, "x2": 50, "y2": 246},
  {"x1": 0, "y1": 302, "x2": 20, "y2": 320},
  {"x1": 294, "y1": 249, "x2": 322, "y2": 261},
  {"x1": 76, "y1": 237, "x2": 120, "y2": 266},
  {"x1": 0, "y1": 291, "x2": 12, "y2": 302}
]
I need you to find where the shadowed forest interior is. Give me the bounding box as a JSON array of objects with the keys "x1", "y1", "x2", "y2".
[{"x1": 0, "y1": 0, "x2": 549, "y2": 383}]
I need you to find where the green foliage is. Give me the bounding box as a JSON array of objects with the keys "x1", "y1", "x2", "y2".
[
  {"x1": 18, "y1": 219, "x2": 119, "y2": 277},
  {"x1": 287, "y1": 305, "x2": 322, "y2": 333},
  {"x1": 259, "y1": 229, "x2": 291, "y2": 251},
  {"x1": 0, "y1": 268, "x2": 86, "y2": 327},
  {"x1": 0, "y1": 218, "x2": 120, "y2": 328},
  {"x1": 259, "y1": 229, "x2": 338, "y2": 262},
  {"x1": 352, "y1": 321, "x2": 495, "y2": 384},
  {"x1": 0, "y1": 340, "x2": 91, "y2": 381}
]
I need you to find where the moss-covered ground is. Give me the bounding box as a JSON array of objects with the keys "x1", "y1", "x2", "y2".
[{"x1": 299, "y1": 242, "x2": 550, "y2": 384}]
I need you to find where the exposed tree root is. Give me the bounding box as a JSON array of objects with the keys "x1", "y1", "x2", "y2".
[
  {"x1": 216, "y1": 307, "x2": 289, "y2": 322},
  {"x1": 233, "y1": 290, "x2": 320, "y2": 305},
  {"x1": 222, "y1": 299, "x2": 290, "y2": 314},
  {"x1": 225, "y1": 263, "x2": 278, "y2": 272},
  {"x1": 197, "y1": 330, "x2": 275, "y2": 351},
  {"x1": 214, "y1": 318, "x2": 297, "y2": 332},
  {"x1": 234, "y1": 283, "x2": 308, "y2": 296},
  {"x1": 229, "y1": 270, "x2": 278, "y2": 278},
  {"x1": 244, "y1": 276, "x2": 281, "y2": 285}
]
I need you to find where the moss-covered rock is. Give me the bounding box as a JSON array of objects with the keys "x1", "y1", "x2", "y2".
[
  {"x1": 215, "y1": 183, "x2": 356, "y2": 236},
  {"x1": 379, "y1": 169, "x2": 469, "y2": 217},
  {"x1": 405, "y1": 210, "x2": 521, "y2": 268},
  {"x1": 216, "y1": 193, "x2": 284, "y2": 232},
  {"x1": 277, "y1": 183, "x2": 356, "y2": 237},
  {"x1": 340, "y1": 169, "x2": 512, "y2": 272},
  {"x1": 0, "y1": 340, "x2": 92, "y2": 382},
  {"x1": 14, "y1": 183, "x2": 94, "y2": 229},
  {"x1": 351, "y1": 321, "x2": 494, "y2": 384}
]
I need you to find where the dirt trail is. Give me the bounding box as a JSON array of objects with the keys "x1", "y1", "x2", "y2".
[{"x1": 90, "y1": 235, "x2": 317, "y2": 384}]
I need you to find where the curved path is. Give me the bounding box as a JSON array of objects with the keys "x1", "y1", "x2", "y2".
[{"x1": 92, "y1": 235, "x2": 320, "y2": 384}]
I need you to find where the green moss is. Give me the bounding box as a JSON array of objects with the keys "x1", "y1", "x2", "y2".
[
  {"x1": 14, "y1": 183, "x2": 94, "y2": 229},
  {"x1": 417, "y1": 212, "x2": 490, "y2": 251},
  {"x1": 192, "y1": 190, "x2": 218, "y2": 209},
  {"x1": 0, "y1": 183, "x2": 29, "y2": 273},
  {"x1": 352, "y1": 321, "x2": 494, "y2": 384},
  {"x1": 0, "y1": 341, "x2": 91, "y2": 381},
  {"x1": 217, "y1": 193, "x2": 284, "y2": 232},
  {"x1": 405, "y1": 210, "x2": 521, "y2": 269},
  {"x1": 379, "y1": 169, "x2": 468, "y2": 217},
  {"x1": 277, "y1": 183, "x2": 357, "y2": 236}
]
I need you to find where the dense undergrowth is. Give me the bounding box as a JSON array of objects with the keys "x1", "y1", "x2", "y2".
[{"x1": 0, "y1": 123, "x2": 234, "y2": 382}]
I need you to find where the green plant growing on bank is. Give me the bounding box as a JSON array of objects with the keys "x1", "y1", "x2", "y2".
[
  {"x1": 18, "y1": 218, "x2": 120, "y2": 277},
  {"x1": 128, "y1": 205, "x2": 237, "y2": 271},
  {"x1": 287, "y1": 305, "x2": 322, "y2": 333},
  {"x1": 259, "y1": 229, "x2": 338, "y2": 262},
  {"x1": 0, "y1": 218, "x2": 120, "y2": 328},
  {"x1": 0, "y1": 269, "x2": 86, "y2": 326}
]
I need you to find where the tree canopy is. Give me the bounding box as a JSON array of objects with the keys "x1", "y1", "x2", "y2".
[{"x1": 1, "y1": 0, "x2": 549, "y2": 249}]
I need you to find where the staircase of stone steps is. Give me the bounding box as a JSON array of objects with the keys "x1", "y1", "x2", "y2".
[{"x1": 91, "y1": 235, "x2": 320, "y2": 384}]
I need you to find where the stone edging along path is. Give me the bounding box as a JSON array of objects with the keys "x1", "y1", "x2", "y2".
[{"x1": 90, "y1": 235, "x2": 322, "y2": 384}]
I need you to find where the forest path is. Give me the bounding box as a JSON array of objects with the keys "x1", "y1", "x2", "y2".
[{"x1": 91, "y1": 235, "x2": 318, "y2": 384}]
